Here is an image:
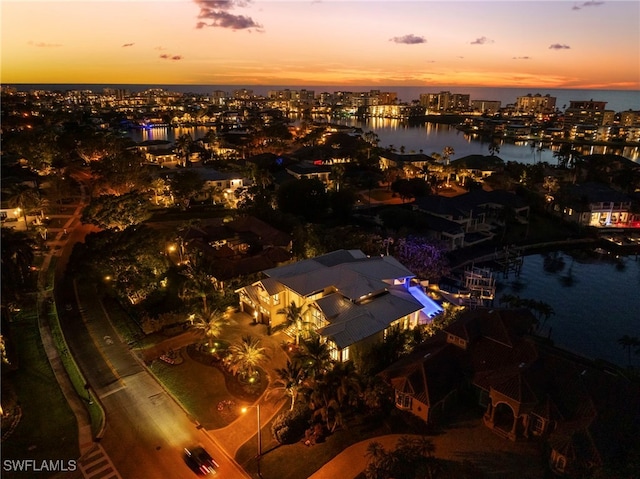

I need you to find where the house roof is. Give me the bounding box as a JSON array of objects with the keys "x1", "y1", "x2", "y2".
[
  {"x1": 318, "y1": 287, "x2": 422, "y2": 349},
  {"x1": 414, "y1": 189, "x2": 529, "y2": 218},
  {"x1": 450, "y1": 154, "x2": 504, "y2": 171},
  {"x1": 562, "y1": 182, "x2": 633, "y2": 204},
  {"x1": 265, "y1": 251, "x2": 415, "y2": 300},
  {"x1": 380, "y1": 335, "x2": 463, "y2": 408},
  {"x1": 379, "y1": 152, "x2": 437, "y2": 164},
  {"x1": 380, "y1": 307, "x2": 640, "y2": 470}
]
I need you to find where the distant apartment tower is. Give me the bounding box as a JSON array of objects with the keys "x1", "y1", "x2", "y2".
[
  {"x1": 102, "y1": 88, "x2": 128, "y2": 100},
  {"x1": 470, "y1": 100, "x2": 501, "y2": 115},
  {"x1": 211, "y1": 90, "x2": 229, "y2": 106},
  {"x1": 564, "y1": 100, "x2": 615, "y2": 127},
  {"x1": 419, "y1": 91, "x2": 470, "y2": 112},
  {"x1": 371, "y1": 90, "x2": 398, "y2": 105},
  {"x1": 620, "y1": 110, "x2": 640, "y2": 127},
  {"x1": 267, "y1": 89, "x2": 315, "y2": 109},
  {"x1": 233, "y1": 88, "x2": 254, "y2": 100},
  {"x1": 515, "y1": 94, "x2": 557, "y2": 114}
]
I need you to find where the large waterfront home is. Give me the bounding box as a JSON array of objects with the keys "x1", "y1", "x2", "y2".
[
  {"x1": 413, "y1": 189, "x2": 530, "y2": 249},
  {"x1": 380, "y1": 308, "x2": 639, "y2": 478},
  {"x1": 551, "y1": 182, "x2": 640, "y2": 228},
  {"x1": 236, "y1": 249, "x2": 443, "y2": 361}
]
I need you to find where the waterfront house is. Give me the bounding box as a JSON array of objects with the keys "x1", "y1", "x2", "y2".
[
  {"x1": 552, "y1": 182, "x2": 638, "y2": 228},
  {"x1": 380, "y1": 308, "x2": 640, "y2": 477},
  {"x1": 413, "y1": 189, "x2": 530, "y2": 248},
  {"x1": 285, "y1": 161, "x2": 332, "y2": 186},
  {"x1": 237, "y1": 249, "x2": 443, "y2": 361},
  {"x1": 379, "y1": 152, "x2": 437, "y2": 173}
]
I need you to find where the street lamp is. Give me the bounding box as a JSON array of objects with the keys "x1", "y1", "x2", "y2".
[{"x1": 241, "y1": 404, "x2": 262, "y2": 478}]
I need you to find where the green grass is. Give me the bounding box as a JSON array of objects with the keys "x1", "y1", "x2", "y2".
[
  {"x1": 1, "y1": 304, "x2": 79, "y2": 479},
  {"x1": 149, "y1": 351, "x2": 242, "y2": 429},
  {"x1": 368, "y1": 189, "x2": 394, "y2": 201},
  {"x1": 48, "y1": 302, "x2": 105, "y2": 438}
]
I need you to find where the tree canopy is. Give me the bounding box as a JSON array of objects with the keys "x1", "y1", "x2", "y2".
[
  {"x1": 276, "y1": 178, "x2": 329, "y2": 221},
  {"x1": 82, "y1": 191, "x2": 152, "y2": 231}
]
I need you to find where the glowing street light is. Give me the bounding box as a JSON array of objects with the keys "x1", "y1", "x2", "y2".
[{"x1": 241, "y1": 403, "x2": 262, "y2": 477}]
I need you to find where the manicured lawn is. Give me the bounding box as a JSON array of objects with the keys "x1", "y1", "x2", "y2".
[
  {"x1": 368, "y1": 189, "x2": 394, "y2": 201},
  {"x1": 1, "y1": 304, "x2": 79, "y2": 479},
  {"x1": 149, "y1": 349, "x2": 245, "y2": 429}
]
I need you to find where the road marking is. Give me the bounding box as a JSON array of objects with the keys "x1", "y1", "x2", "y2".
[
  {"x1": 78, "y1": 444, "x2": 121, "y2": 479},
  {"x1": 98, "y1": 384, "x2": 126, "y2": 399}
]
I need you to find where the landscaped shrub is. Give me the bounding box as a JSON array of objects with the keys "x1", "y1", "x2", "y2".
[{"x1": 271, "y1": 401, "x2": 311, "y2": 445}]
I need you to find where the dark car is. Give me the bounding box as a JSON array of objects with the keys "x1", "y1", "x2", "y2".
[{"x1": 184, "y1": 446, "x2": 219, "y2": 475}]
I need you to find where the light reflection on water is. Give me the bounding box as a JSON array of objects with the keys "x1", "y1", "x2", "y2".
[
  {"x1": 495, "y1": 251, "x2": 640, "y2": 367},
  {"x1": 127, "y1": 119, "x2": 639, "y2": 164},
  {"x1": 330, "y1": 117, "x2": 640, "y2": 164}
]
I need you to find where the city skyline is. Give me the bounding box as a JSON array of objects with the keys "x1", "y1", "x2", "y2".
[{"x1": 2, "y1": 0, "x2": 639, "y2": 90}]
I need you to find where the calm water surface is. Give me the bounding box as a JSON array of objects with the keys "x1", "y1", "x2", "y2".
[{"x1": 495, "y1": 252, "x2": 640, "y2": 368}]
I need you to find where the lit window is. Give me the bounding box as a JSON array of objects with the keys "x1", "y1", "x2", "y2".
[
  {"x1": 342, "y1": 346, "x2": 349, "y2": 362},
  {"x1": 395, "y1": 391, "x2": 412, "y2": 409}
]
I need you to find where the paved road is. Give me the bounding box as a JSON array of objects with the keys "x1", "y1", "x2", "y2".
[{"x1": 50, "y1": 179, "x2": 251, "y2": 479}]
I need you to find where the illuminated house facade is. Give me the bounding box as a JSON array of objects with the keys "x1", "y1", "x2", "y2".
[
  {"x1": 552, "y1": 182, "x2": 639, "y2": 228},
  {"x1": 237, "y1": 249, "x2": 443, "y2": 361}
]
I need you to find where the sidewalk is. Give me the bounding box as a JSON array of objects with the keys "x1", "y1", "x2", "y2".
[{"x1": 37, "y1": 183, "x2": 100, "y2": 464}]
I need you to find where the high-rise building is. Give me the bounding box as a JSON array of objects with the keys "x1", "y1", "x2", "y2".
[{"x1": 515, "y1": 93, "x2": 557, "y2": 114}]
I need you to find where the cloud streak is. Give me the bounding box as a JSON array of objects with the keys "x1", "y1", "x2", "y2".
[
  {"x1": 193, "y1": 0, "x2": 263, "y2": 31},
  {"x1": 573, "y1": 1, "x2": 604, "y2": 10},
  {"x1": 512, "y1": 56, "x2": 531, "y2": 60},
  {"x1": 470, "y1": 36, "x2": 494, "y2": 45},
  {"x1": 389, "y1": 34, "x2": 426, "y2": 45},
  {"x1": 122, "y1": 43, "x2": 134, "y2": 47},
  {"x1": 549, "y1": 44, "x2": 571, "y2": 50},
  {"x1": 160, "y1": 54, "x2": 183, "y2": 61},
  {"x1": 28, "y1": 41, "x2": 62, "y2": 48}
]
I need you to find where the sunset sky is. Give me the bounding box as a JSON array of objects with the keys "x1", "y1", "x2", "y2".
[{"x1": 2, "y1": 0, "x2": 639, "y2": 90}]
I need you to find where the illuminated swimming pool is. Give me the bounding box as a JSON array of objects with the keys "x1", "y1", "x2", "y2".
[{"x1": 408, "y1": 285, "x2": 444, "y2": 320}]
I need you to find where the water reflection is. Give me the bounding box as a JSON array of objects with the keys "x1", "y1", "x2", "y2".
[
  {"x1": 496, "y1": 252, "x2": 640, "y2": 367},
  {"x1": 126, "y1": 117, "x2": 639, "y2": 165}
]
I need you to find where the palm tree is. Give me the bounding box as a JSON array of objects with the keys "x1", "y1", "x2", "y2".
[
  {"x1": 190, "y1": 308, "x2": 229, "y2": 349},
  {"x1": 277, "y1": 301, "x2": 307, "y2": 345},
  {"x1": 224, "y1": 335, "x2": 269, "y2": 380},
  {"x1": 0, "y1": 335, "x2": 9, "y2": 365},
  {"x1": 150, "y1": 177, "x2": 166, "y2": 205},
  {"x1": 330, "y1": 163, "x2": 346, "y2": 192},
  {"x1": 488, "y1": 140, "x2": 500, "y2": 157},
  {"x1": 270, "y1": 359, "x2": 306, "y2": 410},
  {"x1": 617, "y1": 335, "x2": 640, "y2": 367},
  {"x1": 295, "y1": 335, "x2": 332, "y2": 378},
  {"x1": 179, "y1": 261, "x2": 213, "y2": 313},
  {"x1": 442, "y1": 146, "x2": 455, "y2": 166},
  {"x1": 534, "y1": 300, "x2": 555, "y2": 332},
  {"x1": 365, "y1": 441, "x2": 390, "y2": 479},
  {"x1": 175, "y1": 133, "x2": 193, "y2": 167}
]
